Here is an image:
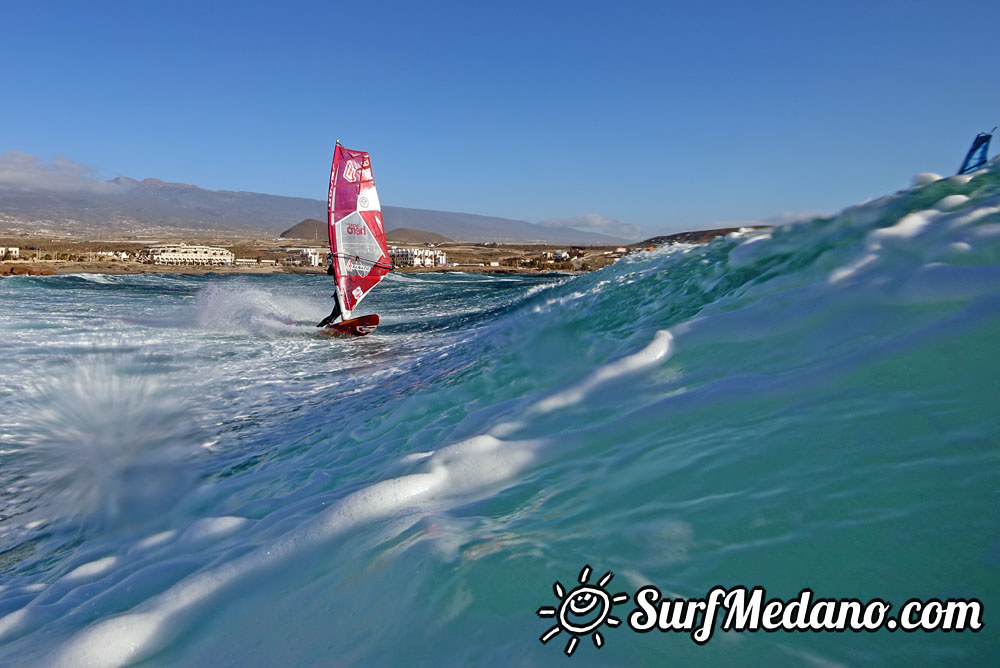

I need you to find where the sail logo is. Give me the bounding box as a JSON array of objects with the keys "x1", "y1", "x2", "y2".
[
  {"x1": 346, "y1": 223, "x2": 367, "y2": 235},
  {"x1": 342, "y1": 160, "x2": 360, "y2": 183}
]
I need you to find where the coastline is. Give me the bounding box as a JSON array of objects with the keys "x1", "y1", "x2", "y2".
[
  {"x1": 1, "y1": 261, "x2": 311, "y2": 276},
  {"x1": 0, "y1": 261, "x2": 576, "y2": 277},
  {"x1": 0, "y1": 226, "x2": 754, "y2": 278}
]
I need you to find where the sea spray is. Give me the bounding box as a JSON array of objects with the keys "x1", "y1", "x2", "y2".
[{"x1": 3, "y1": 352, "x2": 201, "y2": 539}]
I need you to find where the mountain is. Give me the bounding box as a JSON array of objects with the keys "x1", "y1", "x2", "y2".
[
  {"x1": 279, "y1": 219, "x2": 327, "y2": 241},
  {"x1": 0, "y1": 177, "x2": 627, "y2": 244},
  {"x1": 0, "y1": 177, "x2": 322, "y2": 235},
  {"x1": 380, "y1": 206, "x2": 623, "y2": 244}
]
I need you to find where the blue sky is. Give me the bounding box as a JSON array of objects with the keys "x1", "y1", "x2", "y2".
[{"x1": 2, "y1": 0, "x2": 998, "y2": 238}]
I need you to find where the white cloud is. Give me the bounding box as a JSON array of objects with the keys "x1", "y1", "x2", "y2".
[
  {"x1": 0, "y1": 152, "x2": 128, "y2": 193},
  {"x1": 538, "y1": 213, "x2": 645, "y2": 240}
]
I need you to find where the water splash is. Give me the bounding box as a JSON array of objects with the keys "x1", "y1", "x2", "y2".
[{"x1": 4, "y1": 352, "x2": 202, "y2": 540}]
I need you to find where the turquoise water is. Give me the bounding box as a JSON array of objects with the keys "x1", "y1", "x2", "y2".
[{"x1": 1, "y1": 165, "x2": 998, "y2": 666}]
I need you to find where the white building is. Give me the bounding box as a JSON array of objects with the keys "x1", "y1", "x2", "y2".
[
  {"x1": 282, "y1": 247, "x2": 324, "y2": 267},
  {"x1": 300, "y1": 248, "x2": 323, "y2": 267},
  {"x1": 139, "y1": 244, "x2": 234, "y2": 265},
  {"x1": 388, "y1": 246, "x2": 446, "y2": 267},
  {"x1": 94, "y1": 251, "x2": 130, "y2": 261},
  {"x1": 1, "y1": 247, "x2": 19, "y2": 260}
]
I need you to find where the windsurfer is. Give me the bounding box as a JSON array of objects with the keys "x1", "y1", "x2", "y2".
[{"x1": 318, "y1": 143, "x2": 389, "y2": 337}]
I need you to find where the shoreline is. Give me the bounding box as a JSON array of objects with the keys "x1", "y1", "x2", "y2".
[
  {"x1": 0, "y1": 226, "x2": 753, "y2": 278},
  {"x1": 0, "y1": 261, "x2": 576, "y2": 277}
]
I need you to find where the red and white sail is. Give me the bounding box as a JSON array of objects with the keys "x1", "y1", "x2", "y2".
[{"x1": 327, "y1": 143, "x2": 391, "y2": 316}]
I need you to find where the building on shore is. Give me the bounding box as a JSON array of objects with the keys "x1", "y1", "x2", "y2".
[
  {"x1": 139, "y1": 243, "x2": 234, "y2": 265},
  {"x1": 388, "y1": 246, "x2": 447, "y2": 267},
  {"x1": 1, "y1": 247, "x2": 19, "y2": 260},
  {"x1": 282, "y1": 248, "x2": 324, "y2": 266},
  {"x1": 235, "y1": 258, "x2": 278, "y2": 266},
  {"x1": 93, "y1": 251, "x2": 130, "y2": 261}
]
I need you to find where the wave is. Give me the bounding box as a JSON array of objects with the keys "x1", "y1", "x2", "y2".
[{"x1": 1, "y1": 161, "x2": 998, "y2": 666}]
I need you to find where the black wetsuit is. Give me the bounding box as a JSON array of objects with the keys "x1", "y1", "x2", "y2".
[
  {"x1": 317, "y1": 263, "x2": 342, "y2": 327},
  {"x1": 317, "y1": 300, "x2": 342, "y2": 327}
]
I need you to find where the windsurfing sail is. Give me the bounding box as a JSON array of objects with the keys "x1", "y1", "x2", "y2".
[
  {"x1": 957, "y1": 128, "x2": 995, "y2": 175},
  {"x1": 327, "y1": 142, "x2": 391, "y2": 318}
]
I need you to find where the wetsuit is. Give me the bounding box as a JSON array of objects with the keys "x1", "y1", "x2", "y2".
[
  {"x1": 317, "y1": 263, "x2": 343, "y2": 327},
  {"x1": 317, "y1": 299, "x2": 342, "y2": 327}
]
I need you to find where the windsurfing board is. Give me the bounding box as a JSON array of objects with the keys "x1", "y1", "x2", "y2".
[{"x1": 320, "y1": 313, "x2": 379, "y2": 338}]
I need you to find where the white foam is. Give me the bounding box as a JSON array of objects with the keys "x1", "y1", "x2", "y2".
[
  {"x1": 179, "y1": 517, "x2": 247, "y2": 544},
  {"x1": 970, "y1": 223, "x2": 1000, "y2": 239},
  {"x1": 64, "y1": 556, "x2": 118, "y2": 581},
  {"x1": 533, "y1": 290, "x2": 588, "y2": 312},
  {"x1": 0, "y1": 608, "x2": 29, "y2": 641},
  {"x1": 869, "y1": 210, "x2": 937, "y2": 241},
  {"x1": 534, "y1": 330, "x2": 673, "y2": 413},
  {"x1": 935, "y1": 194, "x2": 969, "y2": 211},
  {"x1": 948, "y1": 206, "x2": 1000, "y2": 230},
  {"x1": 828, "y1": 252, "x2": 880, "y2": 283},
  {"x1": 911, "y1": 172, "x2": 941, "y2": 186},
  {"x1": 47, "y1": 435, "x2": 539, "y2": 667},
  {"x1": 399, "y1": 451, "x2": 435, "y2": 464},
  {"x1": 131, "y1": 530, "x2": 177, "y2": 552},
  {"x1": 67, "y1": 273, "x2": 118, "y2": 284}
]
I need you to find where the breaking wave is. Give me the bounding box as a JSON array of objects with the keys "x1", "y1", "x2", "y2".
[{"x1": 1, "y1": 161, "x2": 998, "y2": 666}]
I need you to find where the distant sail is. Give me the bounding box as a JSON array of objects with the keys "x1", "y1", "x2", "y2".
[
  {"x1": 327, "y1": 143, "x2": 391, "y2": 316},
  {"x1": 957, "y1": 129, "x2": 994, "y2": 175}
]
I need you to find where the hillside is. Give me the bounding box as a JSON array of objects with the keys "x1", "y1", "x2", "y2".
[
  {"x1": 0, "y1": 176, "x2": 627, "y2": 244},
  {"x1": 279, "y1": 218, "x2": 327, "y2": 241},
  {"x1": 384, "y1": 227, "x2": 452, "y2": 244}
]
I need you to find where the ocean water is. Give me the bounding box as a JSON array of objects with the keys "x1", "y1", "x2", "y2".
[{"x1": 1, "y1": 164, "x2": 999, "y2": 667}]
